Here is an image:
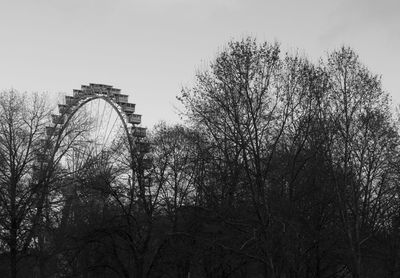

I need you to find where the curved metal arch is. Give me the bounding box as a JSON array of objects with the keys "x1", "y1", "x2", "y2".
[
  {"x1": 31, "y1": 84, "x2": 149, "y2": 211},
  {"x1": 46, "y1": 87, "x2": 143, "y2": 170},
  {"x1": 56, "y1": 95, "x2": 135, "y2": 158}
]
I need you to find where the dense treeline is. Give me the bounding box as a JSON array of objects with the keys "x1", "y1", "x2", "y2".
[{"x1": 1, "y1": 38, "x2": 400, "y2": 278}]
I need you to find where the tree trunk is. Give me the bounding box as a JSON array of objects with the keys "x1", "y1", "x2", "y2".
[{"x1": 10, "y1": 225, "x2": 17, "y2": 278}]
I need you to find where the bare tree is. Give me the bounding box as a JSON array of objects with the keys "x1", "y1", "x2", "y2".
[
  {"x1": 0, "y1": 90, "x2": 51, "y2": 278},
  {"x1": 323, "y1": 47, "x2": 399, "y2": 278},
  {"x1": 179, "y1": 37, "x2": 327, "y2": 276}
]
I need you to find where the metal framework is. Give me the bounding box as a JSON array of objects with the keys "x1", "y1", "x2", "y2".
[{"x1": 37, "y1": 83, "x2": 148, "y2": 172}]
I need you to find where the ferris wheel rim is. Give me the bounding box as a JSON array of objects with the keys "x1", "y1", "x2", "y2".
[
  {"x1": 43, "y1": 84, "x2": 146, "y2": 170},
  {"x1": 55, "y1": 95, "x2": 135, "y2": 156}
]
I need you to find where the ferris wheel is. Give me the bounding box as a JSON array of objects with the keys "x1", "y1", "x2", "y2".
[
  {"x1": 28, "y1": 83, "x2": 152, "y2": 261},
  {"x1": 36, "y1": 83, "x2": 150, "y2": 188}
]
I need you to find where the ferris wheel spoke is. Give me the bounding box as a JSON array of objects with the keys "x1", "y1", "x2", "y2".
[
  {"x1": 103, "y1": 116, "x2": 119, "y2": 153},
  {"x1": 102, "y1": 103, "x2": 112, "y2": 151},
  {"x1": 95, "y1": 99, "x2": 101, "y2": 141},
  {"x1": 99, "y1": 98, "x2": 107, "y2": 133},
  {"x1": 93, "y1": 98, "x2": 108, "y2": 156},
  {"x1": 97, "y1": 101, "x2": 111, "y2": 150}
]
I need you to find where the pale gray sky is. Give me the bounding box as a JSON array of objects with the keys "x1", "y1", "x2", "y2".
[{"x1": 1, "y1": 0, "x2": 399, "y2": 127}]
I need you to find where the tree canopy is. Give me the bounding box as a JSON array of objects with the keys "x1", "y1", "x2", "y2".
[{"x1": 1, "y1": 38, "x2": 400, "y2": 278}]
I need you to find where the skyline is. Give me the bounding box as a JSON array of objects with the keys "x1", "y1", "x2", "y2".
[{"x1": 1, "y1": 0, "x2": 399, "y2": 127}]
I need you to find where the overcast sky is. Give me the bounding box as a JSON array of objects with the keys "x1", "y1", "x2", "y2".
[{"x1": 0, "y1": 0, "x2": 399, "y2": 127}]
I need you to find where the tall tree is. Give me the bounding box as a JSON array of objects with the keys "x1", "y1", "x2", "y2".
[
  {"x1": 179, "y1": 37, "x2": 328, "y2": 276},
  {"x1": 323, "y1": 47, "x2": 398, "y2": 278},
  {"x1": 0, "y1": 90, "x2": 50, "y2": 278}
]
